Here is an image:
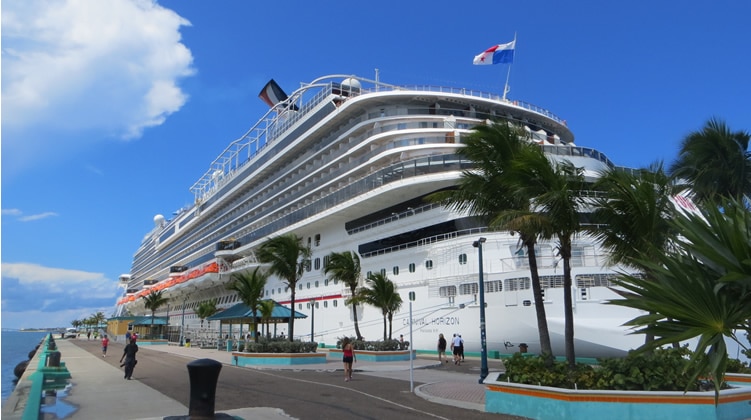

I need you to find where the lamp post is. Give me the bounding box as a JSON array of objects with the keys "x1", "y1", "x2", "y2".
[
  {"x1": 180, "y1": 297, "x2": 187, "y2": 346},
  {"x1": 473, "y1": 237, "x2": 488, "y2": 383},
  {"x1": 310, "y1": 298, "x2": 315, "y2": 343}
]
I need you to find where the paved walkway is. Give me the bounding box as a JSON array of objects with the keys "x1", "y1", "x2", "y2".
[{"x1": 7, "y1": 338, "x2": 502, "y2": 419}]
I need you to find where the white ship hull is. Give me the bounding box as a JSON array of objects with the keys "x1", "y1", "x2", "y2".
[{"x1": 117, "y1": 74, "x2": 645, "y2": 358}]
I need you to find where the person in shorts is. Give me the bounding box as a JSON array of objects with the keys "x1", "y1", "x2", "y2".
[{"x1": 341, "y1": 337, "x2": 356, "y2": 382}]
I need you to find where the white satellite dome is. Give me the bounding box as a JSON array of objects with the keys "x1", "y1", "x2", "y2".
[
  {"x1": 153, "y1": 214, "x2": 165, "y2": 227},
  {"x1": 341, "y1": 78, "x2": 361, "y2": 90}
]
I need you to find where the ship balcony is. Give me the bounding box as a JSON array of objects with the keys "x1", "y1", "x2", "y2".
[
  {"x1": 169, "y1": 265, "x2": 189, "y2": 277},
  {"x1": 215, "y1": 239, "x2": 243, "y2": 259},
  {"x1": 142, "y1": 279, "x2": 159, "y2": 289}
]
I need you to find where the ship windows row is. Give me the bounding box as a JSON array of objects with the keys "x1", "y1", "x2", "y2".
[{"x1": 436, "y1": 274, "x2": 619, "y2": 297}]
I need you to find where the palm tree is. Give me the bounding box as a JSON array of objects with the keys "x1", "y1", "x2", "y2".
[
  {"x1": 591, "y1": 163, "x2": 681, "y2": 270},
  {"x1": 257, "y1": 234, "x2": 311, "y2": 341},
  {"x1": 71, "y1": 319, "x2": 82, "y2": 331},
  {"x1": 670, "y1": 118, "x2": 751, "y2": 206},
  {"x1": 143, "y1": 290, "x2": 169, "y2": 339},
  {"x1": 324, "y1": 250, "x2": 364, "y2": 340},
  {"x1": 227, "y1": 267, "x2": 268, "y2": 343},
  {"x1": 259, "y1": 299, "x2": 275, "y2": 338},
  {"x1": 589, "y1": 163, "x2": 683, "y2": 346},
  {"x1": 609, "y1": 198, "x2": 751, "y2": 399},
  {"x1": 196, "y1": 299, "x2": 218, "y2": 330},
  {"x1": 357, "y1": 272, "x2": 403, "y2": 340},
  {"x1": 92, "y1": 311, "x2": 106, "y2": 334},
  {"x1": 428, "y1": 121, "x2": 555, "y2": 362},
  {"x1": 510, "y1": 145, "x2": 587, "y2": 368}
]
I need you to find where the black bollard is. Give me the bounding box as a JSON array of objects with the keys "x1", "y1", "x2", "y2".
[
  {"x1": 187, "y1": 358, "x2": 222, "y2": 419},
  {"x1": 47, "y1": 351, "x2": 61, "y2": 367}
]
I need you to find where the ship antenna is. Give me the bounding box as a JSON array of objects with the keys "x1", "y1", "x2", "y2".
[{"x1": 375, "y1": 68, "x2": 380, "y2": 91}]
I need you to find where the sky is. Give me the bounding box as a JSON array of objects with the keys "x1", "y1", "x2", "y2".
[{"x1": 1, "y1": 0, "x2": 750, "y2": 330}]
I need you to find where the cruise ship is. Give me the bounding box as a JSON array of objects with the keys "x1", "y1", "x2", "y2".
[{"x1": 115, "y1": 73, "x2": 644, "y2": 357}]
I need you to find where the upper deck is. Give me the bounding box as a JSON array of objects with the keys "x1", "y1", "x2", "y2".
[{"x1": 188, "y1": 74, "x2": 573, "y2": 204}]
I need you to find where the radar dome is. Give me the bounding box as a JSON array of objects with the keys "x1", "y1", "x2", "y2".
[
  {"x1": 154, "y1": 214, "x2": 165, "y2": 227},
  {"x1": 341, "y1": 78, "x2": 361, "y2": 90}
]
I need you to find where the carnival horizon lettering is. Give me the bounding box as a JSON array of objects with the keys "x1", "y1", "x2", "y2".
[{"x1": 403, "y1": 317, "x2": 459, "y2": 326}]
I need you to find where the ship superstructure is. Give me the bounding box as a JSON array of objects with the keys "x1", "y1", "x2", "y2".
[{"x1": 117, "y1": 74, "x2": 641, "y2": 357}]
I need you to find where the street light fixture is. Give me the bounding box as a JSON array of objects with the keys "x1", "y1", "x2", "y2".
[
  {"x1": 180, "y1": 296, "x2": 187, "y2": 346},
  {"x1": 473, "y1": 237, "x2": 488, "y2": 383}
]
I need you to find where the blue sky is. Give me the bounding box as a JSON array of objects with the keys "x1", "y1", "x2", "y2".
[{"x1": 2, "y1": 0, "x2": 750, "y2": 330}]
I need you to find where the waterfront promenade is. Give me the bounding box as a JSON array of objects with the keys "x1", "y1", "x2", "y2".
[{"x1": 6, "y1": 337, "x2": 519, "y2": 419}]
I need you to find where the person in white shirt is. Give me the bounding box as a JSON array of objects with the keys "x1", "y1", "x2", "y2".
[{"x1": 450, "y1": 333, "x2": 463, "y2": 365}]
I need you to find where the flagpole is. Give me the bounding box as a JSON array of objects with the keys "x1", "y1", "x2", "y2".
[{"x1": 502, "y1": 33, "x2": 516, "y2": 102}]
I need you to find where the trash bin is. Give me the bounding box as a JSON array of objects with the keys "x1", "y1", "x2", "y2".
[{"x1": 185, "y1": 338, "x2": 191, "y2": 348}]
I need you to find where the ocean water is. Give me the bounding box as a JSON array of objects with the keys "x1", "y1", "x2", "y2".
[{"x1": 1, "y1": 331, "x2": 48, "y2": 402}]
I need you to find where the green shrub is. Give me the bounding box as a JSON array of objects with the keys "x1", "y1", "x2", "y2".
[
  {"x1": 240, "y1": 339, "x2": 317, "y2": 353},
  {"x1": 499, "y1": 347, "x2": 710, "y2": 391},
  {"x1": 335, "y1": 336, "x2": 407, "y2": 351}
]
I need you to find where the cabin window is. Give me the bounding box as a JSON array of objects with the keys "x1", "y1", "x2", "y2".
[
  {"x1": 333, "y1": 300, "x2": 338, "y2": 307},
  {"x1": 459, "y1": 253, "x2": 467, "y2": 265},
  {"x1": 324, "y1": 301, "x2": 328, "y2": 308},
  {"x1": 314, "y1": 234, "x2": 321, "y2": 246},
  {"x1": 485, "y1": 280, "x2": 502, "y2": 293},
  {"x1": 393, "y1": 266, "x2": 399, "y2": 275},
  {"x1": 315, "y1": 281, "x2": 319, "y2": 288},
  {"x1": 409, "y1": 263, "x2": 416, "y2": 273},
  {"x1": 460, "y1": 283, "x2": 478, "y2": 295},
  {"x1": 425, "y1": 260, "x2": 433, "y2": 270},
  {"x1": 439, "y1": 286, "x2": 456, "y2": 297}
]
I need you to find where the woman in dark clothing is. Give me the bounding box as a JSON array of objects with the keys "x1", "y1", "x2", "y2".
[
  {"x1": 119, "y1": 338, "x2": 139, "y2": 379},
  {"x1": 437, "y1": 333, "x2": 447, "y2": 363}
]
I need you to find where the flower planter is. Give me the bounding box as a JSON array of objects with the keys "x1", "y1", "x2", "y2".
[
  {"x1": 328, "y1": 349, "x2": 413, "y2": 362},
  {"x1": 231, "y1": 352, "x2": 327, "y2": 366},
  {"x1": 484, "y1": 380, "x2": 751, "y2": 420},
  {"x1": 134, "y1": 339, "x2": 168, "y2": 346}
]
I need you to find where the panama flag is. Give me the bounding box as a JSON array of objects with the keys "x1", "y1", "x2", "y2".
[{"x1": 473, "y1": 40, "x2": 515, "y2": 65}]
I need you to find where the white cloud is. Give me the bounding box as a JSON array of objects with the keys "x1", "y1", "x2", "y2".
[
  {"x1": 1, "y1": 262, "x2": 121, "y2": 329},
  {"x1": 2, "y1": 262, "x2": 118, "y2": 299},
  {"x1": 1, "y1": 209, "x2": 58, "y2": 221},
  {"x1": 1, "y1": 0, "x2": 195, "y2": 172},
  {"x1": 18, "y1": 212, "x2": 59, "y2": 222}
]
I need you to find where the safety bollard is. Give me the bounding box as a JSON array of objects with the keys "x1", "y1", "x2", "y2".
[
  {"x1": 47, "y1": 351, "x2": 61, "y2": 367},
  {"x1": 187, "y1": 358, "x2": 222, "y2": 419}
]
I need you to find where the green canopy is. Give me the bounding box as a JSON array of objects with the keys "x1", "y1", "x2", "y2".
[{"x1": 207, "y1": 300, "x2": 307, "y2": 324}]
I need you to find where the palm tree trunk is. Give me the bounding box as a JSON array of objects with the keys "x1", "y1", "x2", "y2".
[
  {"x1": 288, "y1": 286, "x2": 296, "y2": 341},
  {"x1": 382, "y1": 314, "x2": 387, "y2": 341},
  {"x1": 562, "y1": 253, "x2": 576, "y2": 369},
  {"x1": 352, "y1": 302, "x2": 363, "y2": 340},
  {"x1": 388, "y1": 313, "x2": 393, "y2": 340},
  {"x1": 526, "y1": 240, "x2": 554, "y2": 366}
]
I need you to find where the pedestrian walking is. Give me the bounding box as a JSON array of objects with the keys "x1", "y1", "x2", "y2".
[
  {"x1": 86, "y1": 331, "x2": 91, "y2": 340},
  {"x1": 101, "y1": 334, "x2": 109, "y2": 357},
  {"x1": 341, "y1": 337, "x2": 356, "y2": 382},
  {"x1": 459, "y1": 334, "x2": 465, "y2": 361},
  {"x1": 125, "y1": 331, "x2": 131, "y2": 343},
  {"x1": 437, "y1": 333, "x2": 447, "y2": 363},
  {"x1": 451, "y1": 333, "x2": 462, "y2": 365},
  {"x1": 120, "y1": 338, "x2": 139, "y2": 380}
]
